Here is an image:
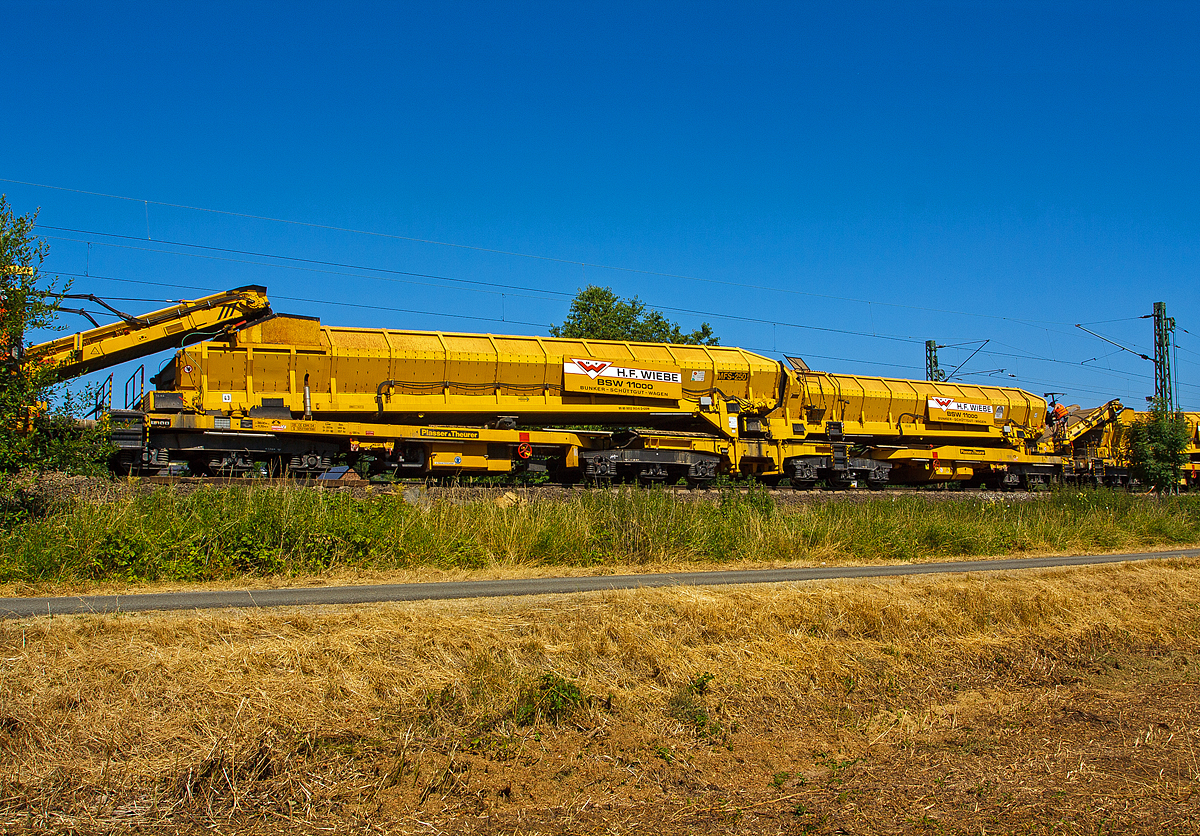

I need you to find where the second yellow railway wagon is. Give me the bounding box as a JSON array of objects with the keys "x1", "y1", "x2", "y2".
[{"x1": 763, "y1": 367, "x2": 1053, "y2": 488}]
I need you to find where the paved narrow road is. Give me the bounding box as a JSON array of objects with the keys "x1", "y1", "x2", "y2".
[{"x1": 1, "y1": 548, "x2": 1196, "y2": 619}]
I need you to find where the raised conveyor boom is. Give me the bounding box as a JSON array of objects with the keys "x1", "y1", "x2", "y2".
[{"x1": 25, "y1": 286, "x2": 272, "y2": 383}]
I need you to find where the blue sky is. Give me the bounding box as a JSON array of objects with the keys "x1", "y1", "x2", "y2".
[{"x1": 2, "y1": 1, "x2": 1198, "y2": 409}]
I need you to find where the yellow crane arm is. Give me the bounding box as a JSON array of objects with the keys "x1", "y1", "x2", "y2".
[{"x1": 24, "y1": 285, "x2": 272, "y2": 383}]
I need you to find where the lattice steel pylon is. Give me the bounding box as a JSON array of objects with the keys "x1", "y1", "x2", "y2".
[
  {"x1": 925, "y1": 340, "x2": 946, "y2": 382},
  {"x1": 1152, "y1": 301, "x2": 1178, "y2": 414}
]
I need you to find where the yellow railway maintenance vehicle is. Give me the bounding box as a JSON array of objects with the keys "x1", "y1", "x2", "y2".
[
  {"x1": 1035, "y1": 398, "x2": 1133, "y2": 487},
  {"x1": 1088, "y1": 406, "x2": 1197, "y2": 489},
  {"x1": 133, "y1": 307, "x2": 1062, "y2": 487},
  {"x1": 17, "y1": 285, "x2": 1193, "y2": 489},
  {"x1": 1033, "y1": 401, "x2": 1200, "y2": 489}
]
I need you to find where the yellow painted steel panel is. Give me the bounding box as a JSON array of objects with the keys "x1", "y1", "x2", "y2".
[
  {"x1": 388, "y1": 333, "x2": 446, "y2": 352},
  {"x1": 490, "y1": 336, "x2": 548, "y2": 356},
  {"x1": 297, "y1": 351, "x2": 331, "y2": 399},
  {"x1": 625, "y1": 344, "x2": 676, "y2": 363},
  {"x1": 328, "y1": 329, "x2": 390, "y2": 351},
  {"x1": 257, "y1": 316, "x2": 322, "y2": 346},
  {"x1": 334, "y1": 353, "x2": 392, "y2": 396},
  {"x1": 574, "y1": 341, "x2": 636, "y2": 362},
  {"x1": 206, "y1": 351, "x2": 246, "y2": 394},
  {"x1": 251, "y1": 349, "x2": 292, "y2": 396},
  {"x1": 442, "y1": 335, "x2": 495, "y2": 354}
]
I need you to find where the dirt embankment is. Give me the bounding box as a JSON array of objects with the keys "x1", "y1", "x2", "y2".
[{"x1": 1, "y1": 559, "x2": 1198, "y2": 834}]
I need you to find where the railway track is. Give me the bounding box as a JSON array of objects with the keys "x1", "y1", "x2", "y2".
[{"x1": 136, "y1": 475, "x2": 1044, "y2": 502}]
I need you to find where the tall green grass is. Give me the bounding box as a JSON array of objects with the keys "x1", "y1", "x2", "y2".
[{"x1": 1, "y1": 486, "x2": 1198, "y2": 585}]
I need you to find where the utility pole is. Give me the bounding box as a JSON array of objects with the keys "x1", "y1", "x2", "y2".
[
  {"x1": 1077, "y1": 304, "x2": 1182, "y2": 413},
  {"x1": 1152, "y1": 301, "x2": 1178, "y2": 413},
  {"x1": 925, "y1": 340, "x2": 946, "y2": 382}
]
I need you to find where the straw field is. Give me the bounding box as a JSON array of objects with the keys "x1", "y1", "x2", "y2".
[{"x1": 1, "y1": 558, "x2": 1199, "y2": 833}]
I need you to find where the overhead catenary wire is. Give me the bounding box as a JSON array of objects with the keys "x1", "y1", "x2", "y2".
[
  {"x1": 38, "y1": 237, "x2": 1192, "y2": 392},
  {"x1": 1074, "y1": 324, "x2": 1153, "y2": 362},
  {"x1": 946, "y1": 340, "x2": 989, "y2": 379},
  {"x1": 46, "y1": 260, "x2": 1200, "y2": 401},
  {"x1": 8, "y1": 177, "x2": 1189, "y2": 407},
  {"x1": 37, "y1": 224, "x2": 1141, "y2": 358},
  {"x1": 41, "y1": 236, "x2": 930, "y2": 346},
  {"x1": 42, "y1": 228, "x2": 575, "y2": 301},
  {"x1": 5, "y1": 177, "x2": 1101, "y2": 329},
  {"x1": 14, "y1": 176, "x2": 1190, "y2": 387},
  {"x1": 49, "y1": 271, "x2": 554, "y2": 330},
  {"x1": 922, "y1": 337, "x2": 1188, "y2": 390},
  {"x1": 46, "y1": 270, "x2": 1174, "y2": 403}
]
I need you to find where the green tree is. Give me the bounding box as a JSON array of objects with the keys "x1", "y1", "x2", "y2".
[
  {"x1": 0, "y1": 195, "x2": 110, "y2": 475},
  {"x1": 1126, "y1": 399, "x2": 1189, "y2": 494},
  {"x1": 549, "y1": 285, "x2": 719, "y2": 345}
]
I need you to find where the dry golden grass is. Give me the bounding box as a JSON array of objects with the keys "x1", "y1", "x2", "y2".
[{"x1": 2, "y1": 559, "x2": 1200, "y2": 833}]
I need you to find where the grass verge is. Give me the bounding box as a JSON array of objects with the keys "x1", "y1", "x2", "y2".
[{"x1": 1, "y1": 484, "x2": 1198, "y2": 591}]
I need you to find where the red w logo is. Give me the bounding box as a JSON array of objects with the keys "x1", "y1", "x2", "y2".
[
  {"x1": 573, "y1": 359, "x2": 612, "y2": 379},
  {"x1": 934, "y1": 398, "x2": 953, "y2": 408}
]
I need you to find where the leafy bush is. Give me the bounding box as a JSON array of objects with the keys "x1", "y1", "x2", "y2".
[
  {"x1": 1, "y1": 197, "x2": 113, "y2": 477},
  {"x1": 1127, "y1": 401, "x2": 1189, "y2": 493}
]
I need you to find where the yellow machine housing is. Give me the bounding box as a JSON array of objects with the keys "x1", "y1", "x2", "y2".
[
  {"x1": 743, "y1": 368, "x2": 1052, "y2": 487},
  {"x1": 784, "y1": 370, "x2": 1044, "y2": 440},
  {"x1": 151, "y1": 314, "x2": 780, "y2": 431}
]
